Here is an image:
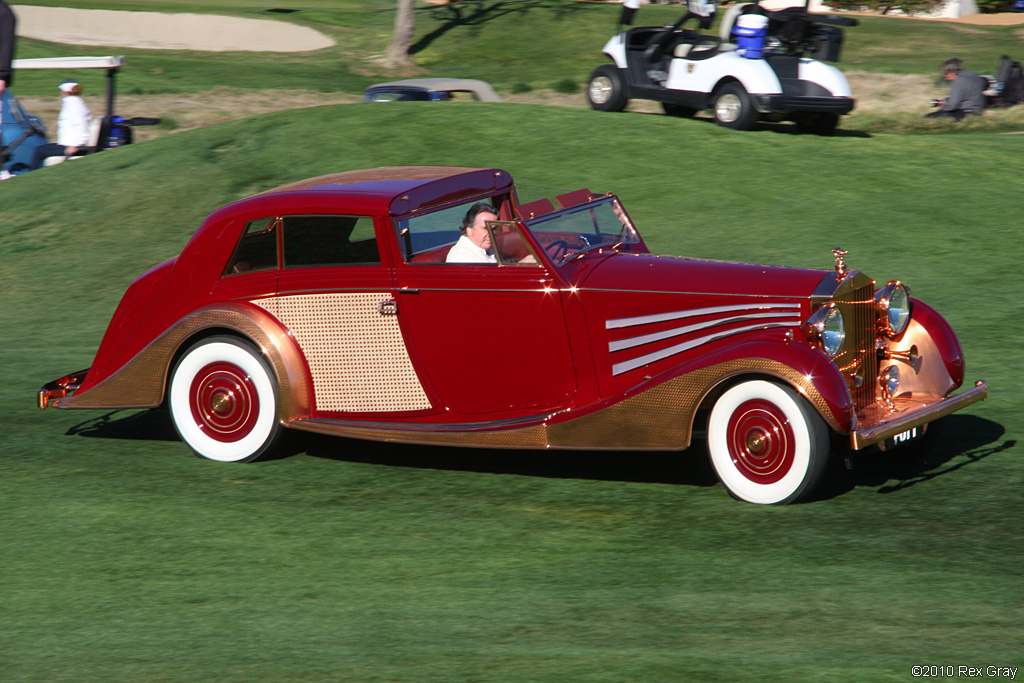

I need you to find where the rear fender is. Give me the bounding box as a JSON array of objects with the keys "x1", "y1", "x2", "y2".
[
  {"x1": 57, "y1": 302, "x2": 313, "y2": 423},
  {"x1": 698, "y1": 54, "x2": 782, "y2": 96},
  {"x1": 799, "y1": 59, "x2": 852, "y2": 97}
]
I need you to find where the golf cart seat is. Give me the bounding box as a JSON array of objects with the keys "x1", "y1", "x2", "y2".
[
  {"x1": 43, "y1": 117, "x2": 102, "y2": 166},
  {"x1": 674, "y1": 37, "x2": 734, "y2": 60}
]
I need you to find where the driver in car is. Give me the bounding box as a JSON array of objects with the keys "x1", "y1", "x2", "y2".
[{"x1": 446, "y1": 202, "x2": 499, "y2": 263}]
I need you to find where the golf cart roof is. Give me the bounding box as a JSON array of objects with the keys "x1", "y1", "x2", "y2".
[{"x1": 12, "y1": 56, "x2": 125, "y2": 70}]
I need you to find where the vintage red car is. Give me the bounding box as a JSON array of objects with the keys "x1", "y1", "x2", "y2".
[{"x1": 39, "y1": 166, "x2": 987, "y2": 504}]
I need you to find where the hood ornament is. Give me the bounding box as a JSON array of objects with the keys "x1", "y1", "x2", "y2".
[{"x1": 832, "y1": 247, "x2": 848, "y2": 280}]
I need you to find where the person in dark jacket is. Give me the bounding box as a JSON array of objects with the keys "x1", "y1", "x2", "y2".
[
  {"x1": 0, "y1": 1, "x2": 15, "y2": 94},
  {"x1": 926, "y1": 58, "x2": 986, "y2": 121}
]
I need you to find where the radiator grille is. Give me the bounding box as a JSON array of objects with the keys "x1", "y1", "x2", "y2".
[{"x1": 833, "y1": 277, "x2": 878, "y2": 411}]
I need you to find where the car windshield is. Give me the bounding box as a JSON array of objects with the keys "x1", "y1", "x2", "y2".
[{"x1": 525, "y1": 197, "x2": 640, "y2": 263}]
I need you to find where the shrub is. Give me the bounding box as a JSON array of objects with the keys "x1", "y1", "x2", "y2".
[{"x1": 552, "y1": 78, "x2": 578, "y2": 94}]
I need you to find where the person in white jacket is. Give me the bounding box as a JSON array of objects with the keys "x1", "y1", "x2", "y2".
[{"x1": 31, "y1": 79, "x2": 93, "y2": 169}]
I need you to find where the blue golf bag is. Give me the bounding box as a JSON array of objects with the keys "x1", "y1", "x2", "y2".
[{"x1": 1, "y1": 90, "x2": 48, "y2": 175}]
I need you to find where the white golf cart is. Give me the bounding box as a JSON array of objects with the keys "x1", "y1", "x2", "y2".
[{"x1": 587, "y1": 0, "x2": 858, "y2": 134}]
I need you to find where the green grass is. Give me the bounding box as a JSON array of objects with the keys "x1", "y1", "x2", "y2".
[
  {"x1": 9, "y1": 0, "x2": 1024, "y2": 98},
  {"x1": 1, "y1": 103, "x2": 1021, "y2": 681}
]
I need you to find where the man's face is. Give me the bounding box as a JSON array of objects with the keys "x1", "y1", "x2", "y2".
[
  {"x1": 944, "y1": 72, "x2": 957, "y2": 81},
  {"x1": 466, "y1": 211, "x2": 497, "y2": 250}
]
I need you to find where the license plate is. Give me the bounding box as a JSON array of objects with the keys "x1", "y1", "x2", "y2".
[{"x1": 882, "y1": 423, "x2": 927, "y2": 451}]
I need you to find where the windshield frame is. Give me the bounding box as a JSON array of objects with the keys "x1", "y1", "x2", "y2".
[{"x1": 522, "y1": 195, "x2": 642, "y2": 265}]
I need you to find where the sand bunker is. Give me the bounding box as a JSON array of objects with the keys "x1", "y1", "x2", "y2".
[{"x1": 13, "y1": 5, "x2": 335, "y2": 52}]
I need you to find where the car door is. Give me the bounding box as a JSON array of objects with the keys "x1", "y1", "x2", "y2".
[
  {"x1": 391, "y1": 207, "x2": 577, "y2": 417},
  {"x1": 267, "y1": 213, "x2": 434, "y2": 416}
]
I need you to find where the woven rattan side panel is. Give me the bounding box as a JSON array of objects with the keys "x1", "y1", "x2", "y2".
[{"x1": 254, "y1": 293, "x2": 431, "y2": 412}]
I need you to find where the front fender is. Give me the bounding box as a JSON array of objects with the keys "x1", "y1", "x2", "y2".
[
  {"x1": 674, "y1": 338, "x2": 854, "y2": 434},
  {"x1": 57, "y1": 302, "x2": 313, "y2": 424},
  {"x1": 546, "y1": 336, "x2": 853, "y2": 450},
  {"x1": 601, "y1": 33, "x2": 628, "y2": 69},
  {"x1": 883, "y1": 298, "x2": 964, "y2": 396}
]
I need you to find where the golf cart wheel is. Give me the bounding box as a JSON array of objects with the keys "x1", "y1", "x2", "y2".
[
  {"x1": 662, "y1": 102, "x2": 698, "y2": 118},
  {"x1": 587, "y1": 65, "x2": 628, "y2": 113},
  {"x1": 706, "y1": 380, "x2": 831, "y2": 504},
  {"x1": 168, "y1": 335, "x2": 282, "y2": 463},
  {"x1": 795, "y1": 113, "x2": 839, "y2": 136},
  {"x1": 713, "y1": 82, "x2": 758, "y2": 130}
]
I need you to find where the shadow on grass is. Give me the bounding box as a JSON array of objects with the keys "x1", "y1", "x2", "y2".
[
  {"x1": 817, "y1": 414, "x2": 1013, "y2": 500},
  {"x1": 684, "y1": 114, "x2": 873, "y2": 138},
  {"x1": 66, "y1": 409, "x2": 1008, "y2": 499},
  {"x1": 66, "y1": 409, "x2": 179, "y2": 442},
  {"x1": 300, "y1": 430, "x2": 720, "y2": 488},
  {"x1": 412, "y1": 0, "x2": 586, "y2": 57}
]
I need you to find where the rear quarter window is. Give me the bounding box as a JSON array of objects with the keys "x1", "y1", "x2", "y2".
[{"x1": 283, "y1": 215, "x2": 380, "y2": 267}]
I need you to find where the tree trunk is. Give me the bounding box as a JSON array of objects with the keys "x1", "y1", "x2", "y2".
[{"x1": 385, "y1": 0, "x2": 415, "y2": 67}]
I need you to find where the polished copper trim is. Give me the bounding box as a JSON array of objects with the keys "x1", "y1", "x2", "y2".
[
  {"x1": 288, "y1": 358, "x2": 841, "y2": 450},
  {"x1": 55, "y1": 303, "x2": 312, "y2": 423},
  {"x1": 549, "y1": 357, "x2": 843, "y2": 449},
  {"x1": 290, "y1": 418, "x2": 550, "y2": 449},
  {"x1": 850, "y1": 381, "x2": 987, "y2": 450},
  {"x1": 38, "y1": 369, "x2": 90, "y2": 409},
  {"x1": 832, "y1": 247, "x2": 848, "y2": 279}
]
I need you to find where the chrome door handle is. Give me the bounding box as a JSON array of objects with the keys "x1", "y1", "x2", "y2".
[{"x1": 378, "y1": 299, "x2": 399, "y2": 316}]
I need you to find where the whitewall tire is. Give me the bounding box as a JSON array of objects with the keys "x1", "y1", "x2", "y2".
[
  {"x1": 707, "y1": 380, "x2": 830, "y2": 504},
  {"x1": 169, "y1": 336, "x2": 282, "y2": 462}
]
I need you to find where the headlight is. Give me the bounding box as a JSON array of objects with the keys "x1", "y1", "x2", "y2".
[
  {"x1": 804, "y1": 304, "x2": 845, "y2": 358},
  {"x1": 875, "y1": 281, "x2": 911, "y2": 338},
  {"x1": 880, "y1": 365, "x2": 900, "y2": 401}
]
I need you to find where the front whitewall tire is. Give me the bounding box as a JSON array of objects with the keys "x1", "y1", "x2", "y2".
[{"x1": 707, "y1": 380, "x2": 830, "y2": 504}]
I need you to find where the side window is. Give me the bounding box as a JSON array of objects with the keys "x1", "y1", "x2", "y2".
[
  {"x1": 397, "y1": 194, "x2": 511, "y2": 264},
  {"x1": 224, "y1": 217, "x2": 279, "y2": 275},
  {"x1": 283, "y1": 215, "x2": 380, "y2": 267}
]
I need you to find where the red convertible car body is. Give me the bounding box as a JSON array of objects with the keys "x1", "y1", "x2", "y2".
[{"x1": 39, "y1": 166, "x2": 987, "y2": 504}]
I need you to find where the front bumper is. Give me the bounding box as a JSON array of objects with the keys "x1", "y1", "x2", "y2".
[
  {"x1": 849, "y1": 380, "x2": 988, "y2": 450},
  {"x1": 38, "y1": 368, "x2": 89, "y2": 409},
  {"x1": 754, "y1": 95, "x2": 855, "y2": 115}
]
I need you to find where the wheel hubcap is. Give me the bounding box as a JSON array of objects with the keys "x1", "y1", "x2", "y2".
[
  {"x1": 590, "y1": 76, "x2": 613, "y2": 104},
  {"x1": 716, "y1": 93, "x2": 742, "y2": 123},
  {"x1": 727, "y1": 399, "x2": 796, "y2": 484},
  {"x1": 189, "y1": 361, "x2": 260, "y2": 443}
]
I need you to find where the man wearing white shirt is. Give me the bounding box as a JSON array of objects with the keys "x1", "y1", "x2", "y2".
[
  {"x1": 31, "y1": 79, "x2": 93, "y2": 169},
  {"x1": 446, "y1": 203, "x2": 499, "y2": 264}
]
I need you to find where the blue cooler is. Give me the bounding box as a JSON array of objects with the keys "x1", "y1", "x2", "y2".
[{"x1": 734, "y1": 14, "x2": 768, "y2": 59}]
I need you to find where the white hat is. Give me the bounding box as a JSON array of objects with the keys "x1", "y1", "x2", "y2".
[{"x1": 58, "y1": 79, "x2": 78, "y2": 93}]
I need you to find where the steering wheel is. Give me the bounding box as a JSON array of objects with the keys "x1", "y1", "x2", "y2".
[{"x1": 545, "y1": 240, "x2": 570, "y2": 261}]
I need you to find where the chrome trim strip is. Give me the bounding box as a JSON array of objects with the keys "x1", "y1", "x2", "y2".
[
  {"x1": 612, "y1": 321, "x2": 801, "y2": 375},
  {"x1": 607, "y1": 303, "x2": 800, "y2": 330},
  {"x1": 610, "y1": 312, "x2": 799, "y2": 352},
  {"x1": 585, "y1": 287, "x2": 815, "y2": 300}
]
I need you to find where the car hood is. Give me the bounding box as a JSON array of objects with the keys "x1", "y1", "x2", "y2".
[{"x1": 575, "y1": 251, "x2": 830, "y2": 298}]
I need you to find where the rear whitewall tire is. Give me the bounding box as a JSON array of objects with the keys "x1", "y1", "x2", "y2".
[
  {"x1": 169, "y1": 336, "x2": 282, "y2": 463},
  {"x1": 707, "y1": 380, "x2": 830, "y2": 504}
]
